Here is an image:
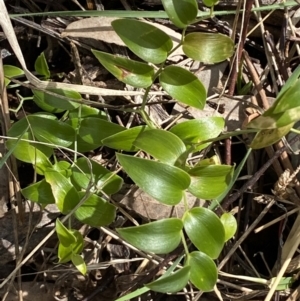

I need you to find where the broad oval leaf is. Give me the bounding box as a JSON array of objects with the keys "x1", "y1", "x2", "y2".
[
  {"x1": 170, "y1": 117, "x2": 224, "y2": 151},
  {"x1": 161, "y1": 0, "x2": 198, "y2": 28},
  {"x1": 76, "y1": 117, "x2": 125, "y2": 151},
  {"x1": 112, "y1": 19, "x2": 173, "y2": 64},
  {"x1": 187, "y1": 251, "x2": 217, "y2": 291},
  {"x1": 159, "y1": 66, "x2": 206, "y2": 109},
  {"x1": 3, "y1": 65, "x2": 24, "y2": 86},
  {"x1": 250, "y1": 124, "x2": 293, "y2": 149},
  {"x1": 220, "y1": 213, "x2": 237, "y2": 241},
  {"x1": 183, "y1": 33, "x2": 234, "y2": 63},
  {"x1": 45, "y1": 170, "x2": 80, "y2": 214},
  {"x1": 71, "y1": 157, "x2": 123, "y2": 195},
  {"x1": 27, "y1": 115, "x2": 75, "y2": 147},
  {"x1": 33, "y1": 89, "x2": 81, "y2": 113},
  {"x1": 69, "y1": 105, "x2": 107, "y2": 119},
  {"x1": 34, "y1": 52, "x2": 50, "y2": 78},
  {"x1": 52, "y1": 161, "x2": 72, "y2": 178},
  {"x1": 92, "y1": 50, "x2": 154, "y2": 88},
  {"x1": 56, "y1": 219, "x2": 76, "y2": 247},
  {"x1": 72, "y1": 253, "x2": 87, "y2": 275},
  {"x1": 117, "y1": 218, "x2": 183, "y2": 254},
  {"x1": 146, "y1": 266, "x2": 190, "y2": 293},
  {"x1": 21, "y1": 179, "x2": 55, "y2": 205},
  {"x1": 117, "y1": 153, "x2": 191, "y2": 205},
  {"x1": 188, "y1": 165, "x2": 233, "y2": 199},
  {"x1": 58, "y1": 230, "x2": 84, "y2": 263},
  {"x1": 183, "y1": 207, "x2": 225, "y2": 258},
  {"x1": 102, "y1": 126, "x2": 149, "y2": 152},
  {"x1": 134, "y1": 129, "x2": 187, "y2": 165},
  {"x1": 74, "y1": 192, "x2": 116, "y2": 227}
]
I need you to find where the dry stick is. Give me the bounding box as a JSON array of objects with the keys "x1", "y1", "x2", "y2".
[
  {"x1": 218, "y1": 134, "x2": 300, "y2": 213},
  {"x1": 228, "y1": 0, "x2": 255, "y2": 95},
  {"x1": 0, "y1": 55, "x2": 24, "y2": 301}
]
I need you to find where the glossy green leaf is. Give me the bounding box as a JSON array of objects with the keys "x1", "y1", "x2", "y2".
[
  {"x1": 220, "y1": 213, "x2": 237, "y2": 241},
  {"x1": 56, "y1": 219, "x2": 77, "y2": 246},
  {"x1": 92, "y1": 50, "x2": 154, "y2": 88},
  {"x1": 73, "y1": 117, "x2": 125, "y2": 152},
  {"x1": 7, "y1": 116, "x2": 53, "y2": 163},
  {"x1": 3, "y1": 65, "x2": 24, "y2": 86},
  {"x1": 21, "y1": 179, "x2": 55, "y2": 205},
  {"x1": 170, "y1": 117, "x2": 224, "y2": 151},
  {"x1": 188, "y1": 165, "x2": 233, "y2": 199},
  {"x1": 58, "y1": 230, "x2": 84, "y2": 263},
  {"x1": 52, "y1": 161, "x2": 72, "y2": 177},
  {"x1": 248, "y1": 107, "x2": 300, "y2": 129},
  {"x1": 72, "y1": 253, "x2": 87, "y2": 275},
  {"x1": 33, "y1": 89, "x2": 81, "y2": 113},
  {"x1": 187, "y1": 251, "x2": 217, "y2": 291},
  {"x1": 146, "y1": 266, "x2": 190, "y2": 293},
  {"x1": 102, "y1": 126, "x2": 149, "y2": 152},
  {"x1": 277, "y1": 65, "x2": 300, "y2": 99},
  {"x1": 45, "y1": 170, "x2": 80, "y2": 214},
  {"x1": 183, "y1": 33, "x2": 234, "y2": 63},
  {"x1": 134, "y1": 129, "x2": 187, "y2": 165},
  {"x1": 270, "y1": 79, "x2": 300, "y2": 114},
  {"x1": 117, "y1": 218, "x2": 183, "y2": 254},
  {"x1": 250, "y1": 124, "x2": 293, "y2": 149},
  {"x1": 159, "y1": 66, "x2": 206, "y2": 109},
  {"x1": 74, "y1": 192, "x2": 116, "y2": 227},
  {"x1": 161, "y1": 0, "x2": 198, "y2": 28},
  {"x1": 6, "y1": 133, "x2": 53, "y2": 164},
  {"x1": 183, "y1": 207, "x2": 225, "y2": 258},
  {"x1": 69, "y1": 105, "x2": 107, "y2": 119},
  {"x1": 34, "y1": 52, "x2": 50, "y2": 78},
  {"x1": 203, "y1": 0, "x2": 219, "y2": 7},
  {"x1": 71, "y1": 157, "x2": 123, "y2": 195},
  {"x1": 117, "y1": 153, "x2": 190, "y2": 205},
  {"x1": 26, "y1": 115, "x2": 75, "y2": 147},
  {"x1": 112, "y1": 19, "x2": 173, "y2": 64}
]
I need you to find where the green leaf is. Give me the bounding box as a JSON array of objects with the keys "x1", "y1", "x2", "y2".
[
  {"x1": 29, "y1": 150, "x2": 53, "y2": 175},
  {"x1": 102, "y1": 126, "x2": 149, "y2": 152},
  {"x1": 72, "y1": 253, "x2": 87, "y2": 275},
  {"x1": 21, "y1": 179, "x2": 55, "y2": 205},
  {"x1": 27, "y1": 115, "x2": 75, "y2": 147},
  {"x1": 7, "y1": 116, "x2": 53, "y2": 163},
  {"x1": 277, "y1": 65, "x2": 300, "y2": 99},
  {"x1": 71, "y1": 157, "x2": 123, "y2": 195},
  {"x1": 220, "y1": 213, "x2": 237, "y2": 242},
  {"x1": 146, "y1": 266, "x2": 190, "y2": 293},
  {"x1": 117, "y1": 218, "x2": 183, "y2": 254},
  {"x1": 159, "y1": 66, "x2": 206, "y2": 109},
  {"x1": 112, "y1": 19, "x2": 173, "y2": 64},
  {"x1": 3, "y1": 65, "x2": 24, "y2": 86},
  {"x1": 187, "y1": 251, "x2": 217, "y2": 291},
  {"x1": 58, "y1": 230, "x2": 84, "y2": 263},
  {"x1": 170, "y1": 117, "x2": 224, "y2": 151},
  {"x1": 74, "y1": 192, "x2": 116, "y2": 227},
  {"x1": 33, "y1": 89, "x2": 81, "y2": 113},
  {"x1": 161, "y1": 0, "x2": 198, "y2": 28},
  {"x1": 134, "y1": 129, "x2": 187, "y2": 165},
  {"x1": 34, "y1": 52, "x2": 50, "y2": 78},
  {"x1": 183, "y1": 207, "x2": 225, "y2": 258},
  {"x1": 117, "y1": 153, "x2": 190, "y2": 205},
  {"x1": 92, "y1": 50, "x2": 154, "y2": 88},
  {"x1": 203, "y1": 0, "x2": 219, "y2": 7},
  {"x1": 188, "y1": 165, "x2": 233, "y2": 199},
  {"x1": 71, "y1": 117, "x2": 125, "y2": 152},
  {"x1": 52, "y1": 161, "x2": 72, "y2": 177},
  {"x1": 69, "y1": 105, "x2": 107, "y2": 119},
  {"x1": 45, "y1": 170, "x2": 80, "y2": 214},
  {"x1": 250, "y1": 124, "x2": 293, "y2": 149},
  {"x1": 56, "y1": 219, "x2": 77, "y2": 246},
  {"x1": 183, "y1": 33, "x2": 234, "y2": 63}
]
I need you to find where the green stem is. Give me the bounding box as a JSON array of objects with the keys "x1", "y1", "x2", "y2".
[
  {"x1": 290, "y1": 127, "x2": 300, "y2": 135},
  {"x1": 181, "y1": 231, "x2": 190, "y2": 256}
]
